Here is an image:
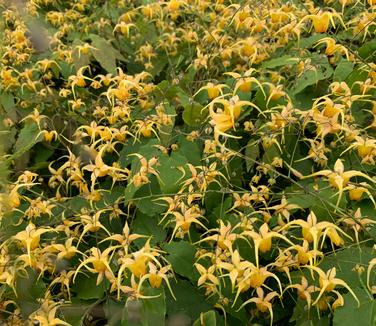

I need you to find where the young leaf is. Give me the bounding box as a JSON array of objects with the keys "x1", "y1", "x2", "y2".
[
  {"x1": 333, "y1": 60, "x2": 354, "y2": 82},
  {"x1": 262, "y1": 55, "x2": 299, "y2": 69},
  {"x1": 182, "y1": 101, "x2": 208, "y2": 127},
  {"x1": 162, "y1": 241, "x2": 197, "y2": 280},
  {"x1": 333, "y1": 289, "x2": 376, "y2": 326},
  {"x1": 13, "y1": 121, "x2": 43, "y2": 159},
  {"x1": 245, "y1": 140, "x2": 259, "y2": 172},
  {"x1": 166, "y1": 280, "x2": 211, "y2": 322},
  {"x1": 193, "y1": 310, "x2": 217, "y2": 326},
  {"x1": 72, "y1": 273, "x2": 106, "y2": 300},
  {"x1": 157, "y1": 153, "x2": 187, "y2": 194},
  {"x1": 132, "y1": 211, "x2": 166, "y2": 247},
  {"x1": 90, "y1": 34, "x2": 124, "y2": 73}
]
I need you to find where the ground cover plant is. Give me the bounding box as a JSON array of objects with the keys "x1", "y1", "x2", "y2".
[{"x1": 0, "y1": 0, "x2": 376, "y2": 325}]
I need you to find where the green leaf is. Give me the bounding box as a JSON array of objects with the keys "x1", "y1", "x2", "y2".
[
  {"x1": 262, "y1": 55, "x2": 299, "y2": 69},
  {"x1": 29, "y1": 144, "x2": 54, "y2": 170},
  {"x1": 0, "y1": 159, "x2": 10, "y2": 181},
  {"x1": 179, "y1": 66, "x2": 197, "y2": 91},
  {"x1": 72, "y1": 273, "x2": 106, "y2": 300},
  {"x1": 162, "y1": 241, "x2": 197, "y2": 280},
  {"x1": 286, "y1": 180, "x2": 347, "y2": 219},
  {"x1": 291, "y1": 56, "x2": 333, "y2": 95},
  {"x1": 142, "y1": 287, "x2": 166, "y2": 326},
  {"x1": 319, "y1": 247, "x2": 375, "y2": 288},
  {"x1": 244, "y1": 140, "x2": 259, "y2": 172},
  {"x1": 291, "y1": 66, "x2": 333, "y2": 94},
  {"x1": 333, "y1": 60, "x2": 354, "y2": 82},
  {"x1": 159, "y1": 103, "x2": 175, "y2": 147},
  {"x1": 134, "y1": 177, "x2": 165, "y2": 216},
  {"x1": 182, "y1": 102, "x2": 208, "y2": 127},
  {"x1": 90, "y1": 34, "x2": 124, "y2": 73},
  {"x1": 179, "y1": 90, "x2": 208, "y2": 127},
  {"x1": 0, "y1": 94, "x2": 13, "y2": 113},
  {"x1": 358, "y1": 39, "x2": 376, "y2": 61},
  {"x1": 132, "y1": 211, "x2": 166, "y2": 246},
  {"x1": 155, "y1": 81, "x2": 180, "y2": 103},
  {"x1": 290, "y1": 299, "x2": 330, "y2": 326},
  {"x1": 254, "y1": 86, "x2": 267, "y2": 110},
  {"x1": 0, "y1": 125, "x2": 16, "y2": 153},
  {"x1": 15, "y1": 268, "x2": 46, "y2": 301},
  {"x1": 132, "y1": 138, "x2": 160, "y2": 161},
  {"x1": 176, "y1": 135, "x2": 202, "y2": 166},
  {"x1": 290, "y1": 80, "x2": 328, "y2": 111},
  {"x1": 149, "y1": 55, "x2": 168, "y2": 77},
  {"x1": 121, "y1": 287, "x2": 166, "y2": 326},
  {"x1": 0, "y1": 92, "x2": 15, "y2": 115},
  {"x1": 166, "y1": 280, "x2": 211, "y2": 322},
  {"x1": 13, "y1": 121, "x2": 42, "y2": 159},
  {"x1": 158, "y1": 153, "x2": 187, "y2": 194},
  {"x1": 298, "y1": 34, "x2": 327, "y2": 48},
  {"x1": 60, "y1": 304, "x2": 85, "y2": 326},
  {"x1": 119, "y1": 139, "x2": 146, "y2": 168},
  {"x1": 105, "y1": 299, "x2": 124, "y2": 326},
  {"x1": 193, "y1": 310, "x2": 216, "y2": 326},
  {"x1": 101, "y1": 185, "x2": 124, "y2": 206},
  {"x1": 59, "y1": 60, "x2": 74, "y2": 79},
  {"x1": 345, "y1": 68, "x2": 369, "y2": 88},
  {"x1": 136, "y1": 19, "x2": 158, "y2": 44},
  {"x1": 124, "y1": 182, "x2": 139, "y2": 204},
  {"x1": 262, "y1": 143, "x2": 280, "y2": 165},
  {"x1": 121, "y1": 300, "x2": 145, "y2": 326},
  {"x1": 15, "y1": 268, "x2": 46, "y2": 319},
  {"x1": 64, "y1": 196, "x2": 90, "y2": 213},
  {"x1": 333, "y1": 288, "x2": 376, "y2": 326}
]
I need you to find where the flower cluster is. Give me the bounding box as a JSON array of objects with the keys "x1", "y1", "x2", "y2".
[{"x1": 0, "y1": 0, "x2": 375, "y2": 325}]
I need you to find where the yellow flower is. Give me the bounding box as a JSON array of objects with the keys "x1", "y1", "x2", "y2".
[
  {"x1": 117, "y1": 241, "x2": 160, "y2": 298},
  {"x1": 238, "y1": 288, "x2": 279, "y2": 326},
  {"x1": 286, "y1": 240, "x2": 323, "y2": 266},
  {"x1": 283, "y1": 211, "x2": 351, "y2": 262},
  {"x1": 284, "y1": 277, "x2": 319, "y2": 308},
  {"x1": 300, "y1": 11, "x2": 345, "y2": 34},
  {"x1": 209, "y1": 96, "x2": 260, "y2": 141},
  {"x1": 312, "y1": 13, "x2": 331, "y2": 33},
  {"x1": 101, "y1": 222, "x2": 146, "y2": 253},
  {"x1": 170, "y1": 203, "x2": 206, "y2": 240},
  {"x1": 113, "y1": 22, "x2": 136, "y2": 37},
  {"x1": 307, "y1": 266, "x2": 359, "y2": 307},
  {"x1": 68, "y1": 66, "x2": 93, "y2": 97},
  {"x1": 30, "y1": 300, "x2": 71, "y2": 326},
  {"x1": 74, "y1": 247, "x2": 115, "y2": 285},
  {"x1": 47, "y1": 238, "x2": 79, "y2": 260},
  {"x1": 217, "y1": 249, "x2": 254, "y2": 292},
  {"x1": 196, "y1": 82, "x2": 228, "y2": 100},
  {"x1": 341, "y1": 208, "x2": 376, "y2": 243},
  {"x1": 225, "y1": 68, "x2": 265, "y2": 95},
  {"x1": 349, "y1": 185, "x2": 367, "y2": 201},
  {"x1": 43, "y1": 130, "x2": 58, "y2": 143},
  {"x1": 243, "y1": 223, "x2": 294, "y2": 267},
  {"x1": 13, "y1": 223, "x2": 53, "y2": 265},
  {"x1": 195, "y1": 263, "x2": 219, "y2": 287},
  {"x1": 265, "y1": 195, "x2": 301, "y2": 225},
  {"x1": 315, "y1": 37, "x2": 350, "y2": 59},
  {"x1": 145, "y1": 263, "x2": 175, "y2": 298},
  {"x1": 199, "y1": 220, "x2": 239, "y2": 250},
  {"x1": 302, "y1": 159, "x2": 375, "y2": 208},
  {"x1": 367, "y1": 257, "x2": 376, "y2": 290}
]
